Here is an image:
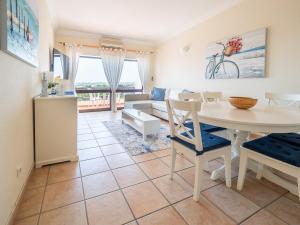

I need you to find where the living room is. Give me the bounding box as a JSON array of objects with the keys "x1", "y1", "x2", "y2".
[{"x1": 0, "y1": 0, "x2": 300, "y2": 225}]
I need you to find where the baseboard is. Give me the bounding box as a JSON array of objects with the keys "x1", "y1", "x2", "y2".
[{"x1": 6, "y1": 162, "x2": 34, "y2": 225}]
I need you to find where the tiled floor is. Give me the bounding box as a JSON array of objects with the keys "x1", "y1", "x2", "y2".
[{"x1": 13, "y1": 111, "x2": 300, "y2": 225}]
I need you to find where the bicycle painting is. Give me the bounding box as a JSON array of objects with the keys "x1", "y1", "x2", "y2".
[{"x1": 205, "y1": 28, "x2": 267, "y2": 79}]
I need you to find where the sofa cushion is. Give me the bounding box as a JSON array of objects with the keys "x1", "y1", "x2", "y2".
[
  {"x1": 150, "y1": 87, "x2": 166, "y2": 101},
  {"x1": 242, "y1": 136, "x2": 300, "y2": 167},
  {"x1": 168, "y1": 130, "x2": 231, "y2": 155},
  {"x1": 124, "y1": 100, "x2": 153, "y2": 109},
  {"x1": 166, "y1": 88, "x2": 185, "y2": 100},
  {"x1": 152, "y1": 101, "x2": 167, "y2": 112}
]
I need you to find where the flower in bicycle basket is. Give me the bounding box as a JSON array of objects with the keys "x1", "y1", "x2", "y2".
[{"x1": 226, "y1": 37, "x2": 243, "y2": 56}]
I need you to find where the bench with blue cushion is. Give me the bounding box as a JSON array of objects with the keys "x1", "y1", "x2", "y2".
[
  {"x1": 168, "y1": 130, "x2": 231, "y2": 155},
  {"x1": 268, "y1": 133, "x2": 300, "y2": 147},
  {"x1": 184, "y1": 121, "x2": 226, "y2": 133},
  {"x1": 242, "y1": 136, "x2": 300, "y2": 167}
]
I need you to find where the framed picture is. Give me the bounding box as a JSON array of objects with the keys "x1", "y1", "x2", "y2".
[
  {"x1": 0, "y1": 0, "x2": 39, "y2": 67},
  {"x1": 205, "y1": 28, "x2": 267, "y2": 79}
]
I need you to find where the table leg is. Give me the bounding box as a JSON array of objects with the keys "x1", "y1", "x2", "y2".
[{"x1": 210, "y1": 130, "x2": 249, "y2": 180}]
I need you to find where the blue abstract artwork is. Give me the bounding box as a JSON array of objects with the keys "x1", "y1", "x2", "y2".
[{"x1": 2, "y1": 0, "x2": 39, "y2": 67}]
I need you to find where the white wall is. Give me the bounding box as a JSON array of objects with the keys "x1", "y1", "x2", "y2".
[
  {"x1": 0, "y1": 0, "x2": 54, "y2": 224},
  {"x1": 154, "y1": 0, "x2": 300, "y2": 99}
]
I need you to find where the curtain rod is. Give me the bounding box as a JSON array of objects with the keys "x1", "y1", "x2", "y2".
[{"x1": 57, "y1": 41, "x2": 154, "y2": 54}]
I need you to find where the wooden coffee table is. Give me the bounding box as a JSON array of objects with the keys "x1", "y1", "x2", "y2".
[{"x1": 122, "y1": 109, "x2": 160, "y2": 141}]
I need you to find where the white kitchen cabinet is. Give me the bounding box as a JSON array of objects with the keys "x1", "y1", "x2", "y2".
[{"x1": 34, "y1": 95, "x2": 78, "y2": 168}]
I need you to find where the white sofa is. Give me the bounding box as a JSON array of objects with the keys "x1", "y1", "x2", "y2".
[{"x1": 124, "y1": 89, "x2": 184, "y2": 120}]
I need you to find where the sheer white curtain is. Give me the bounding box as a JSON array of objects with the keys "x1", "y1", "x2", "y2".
[
  {"x1": 101, "y1": 48, "x2": 125, "y2": 112},
  {"x1": 66, "y1": 46, "x2": 80, "y2": 91},
  {"x1": 137, "y1": 54, "x2": 151, "y2": 92}
]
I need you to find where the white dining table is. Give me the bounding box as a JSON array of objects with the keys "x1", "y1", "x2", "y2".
[{"x1": 198, "y1": 101, "x2": 300, "y2": 195}]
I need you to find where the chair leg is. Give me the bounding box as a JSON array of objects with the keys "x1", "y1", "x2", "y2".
[
  {"x1": 237, "y1": 150, "x2": 248, "y2": 191},
  {"x1": 203, "y1": 161, "x2": 209, "y2": 172},
  {"x1": 224, "y1": 148, "x2": 231, "y2": 188},
  {"x1": 193, "y1": 156, "x2": 204, "y2": 201},
  {"x1": 256, "y1": 163, "x2": 264, "y2": 180},
  {"x1": 170, "y1": 142, "x2": 176, "y2": 180}
]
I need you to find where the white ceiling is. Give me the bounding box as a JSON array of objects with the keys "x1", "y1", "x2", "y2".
[{"x1": 47, "y1": 0, "x2": 241, "y2": 43}]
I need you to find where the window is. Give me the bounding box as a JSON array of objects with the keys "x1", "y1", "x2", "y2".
[
  {"x1": 119, "y1": 60, "x2": 142, "y2": 90},
  {"x1": 75, "y1": 56, "x2": 142, "y2": 90},
  {"x1": 53, "y1": 55, "x2": 64, "y2": 79},
  {"x1": 75, "y1": 56, "x2": 109, "y2": 89}
]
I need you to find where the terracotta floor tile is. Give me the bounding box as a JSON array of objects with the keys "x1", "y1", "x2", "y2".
[
  {"x1": 174, "y1": 197, "x2": 235, "y2": 225},
  {"x1": 77, "y1": 140, "x2": 98, "y2": 150},
  {"x1": 94, "y1": 131, "x2": 113, "y2": 138},
  {"x1": 97, "y1": 137, "x2": 119, "y2": 146},
  {"x1": 42, "y1": 178, "x2": 84, "y2": 211},
  {"x1": 202, "y1": 184, "x2": 260, "y2": 223},
  {"x1": 112, "y1": 164, "x2": 148, "y2": 188},
  {"x1": 125, "y1": 221, "x2": 138, "y2": 225},
  {"x1": 138, "y1": 159, "x2": 169, "y2": 179},
  {"x1": 123, "y1": 181, "x2": 169, "y2": 218},
  {"x1": 48, "y1": 162, "x2": 81, "y2": 184},
  {"x1": 80, "y1": 157, "x2": 109, "y2": 176},
  {"x1": 138, "y1": 206, "x2": 186, "y2": 225},
  {"x1": 101, "y1": 143, "x2": 125, "y2": 156},
  {"x1": 153, "y1": 149, "x2": 171, "y2": 158},
  {"x1": 247, "y1": 171, "x2": 288, "y2": 194},
  {"x1": 13, "y1": 215, "x2": 39, "y2": 225},
  {"x1": 77, "y1": 133, "x2": 94, "y2": 141},
  {"x1": 232, "y1": 176, "x2": 280, "y2": 207},
  {"x1": 131, "y1": 152, "x2": 157, "y2": 163},
  {"x1": 284, "y1": 192, "x2": 299, "y2": 203},
  {"x1": 152, "y1": 174, "x2": 193, "y2": 203},
  {"x1": 266, "y1": 197, "x2": 300, "y2": 225},
  {"x1": 161, "y1": 155, "x2": 194, "y2": 171},
  {"x1": 16, "y1": 187, "x2": 44, "y2": 219},
  {"x1": 241, "y1": 209, "x2": 288, "y2": 225},
  {"x1": 39, "y1": 202, "x2": 87, "y2": 225},
  {"x1": 82, "y1": 171, "x2": 119, "y2": 198},
  {"x1": 78, "y1": 147, "x2": 103, "y2": 161},
  {"x1": 77, "y1": 128, "x2": 92, "y2": 135},
  {"x1": 176, "y1": 167, "x2": 221, "y2": 190},
  {"x1": 86, "y1": 190, "x2": 134, "y2": 225},
  {"x1": 27, "y1": 167, "x2": 49, "y2": 189},
  {"x1": 106, "y1": 153, "x2": 134, "y2": 169}
]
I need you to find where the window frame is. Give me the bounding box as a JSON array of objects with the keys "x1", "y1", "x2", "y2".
[{"x1": 74, "y1": 55, "x2": 143, "y2": 112}]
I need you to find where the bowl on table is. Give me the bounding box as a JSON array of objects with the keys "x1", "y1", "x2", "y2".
[{"x1": 228, "y1": 97, "x2": 257, "y2": 109}]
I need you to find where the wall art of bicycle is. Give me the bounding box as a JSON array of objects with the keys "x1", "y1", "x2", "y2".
[{"x1": 205, "y1": 28, "x2": 267, "y2": 79}]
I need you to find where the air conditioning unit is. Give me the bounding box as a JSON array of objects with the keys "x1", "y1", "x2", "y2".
[{"x1": 100, "y1": 37, "x2": 123, "y2": 48}]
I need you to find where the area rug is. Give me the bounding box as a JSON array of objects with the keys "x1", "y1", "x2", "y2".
[{"x1": 103, "y1": 120, "x2": 171, "y2": 156}]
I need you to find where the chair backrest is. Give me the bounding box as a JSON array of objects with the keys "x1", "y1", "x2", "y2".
[
  {"x1": 166, "y1": 99, "x2": 203, "y2": 151},
  {"x1": 265, "y1": 92, "x2": 300, "y2": 108},
  {"x1": 202, "y1": 91, "x2": 223, "y2": 102},
  {"x1": 178, "y1": 92, "x2": 203, "y2": 102}
]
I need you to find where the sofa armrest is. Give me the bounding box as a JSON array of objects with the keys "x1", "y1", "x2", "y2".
[{"x1": 124, "y1": 93, "x2": 150, "y2": 101}]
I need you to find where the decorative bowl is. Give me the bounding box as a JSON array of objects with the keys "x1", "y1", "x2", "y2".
[{"x1": 228, "y1": 96, "x2": 257, "y2": 109}]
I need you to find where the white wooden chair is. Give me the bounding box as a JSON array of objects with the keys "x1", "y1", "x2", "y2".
[
  {"x1": 265, "y1": 92, "x2": 300, "y2": 108},
  {"x1": 166, "y1": 99, "x2": 232, "y2": 201},
  {"x1": 237, "y1": 135, "x2": 300, "y2": 200},
  {"x1": 202, "y1": 91, "x2": 223, "y2": 102},
  {"x1": 178, "y1": 92, "x2": 203, "y2": 102}
]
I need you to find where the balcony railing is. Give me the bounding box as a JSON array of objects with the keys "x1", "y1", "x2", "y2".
[{"x1": 76, "y1": 89, "x2": 142, "y2": 112}]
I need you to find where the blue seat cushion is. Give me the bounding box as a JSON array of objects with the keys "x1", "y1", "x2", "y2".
[
  {"x1": 268, "y1": 133, "x2": 300, "y2": 147},
  {"x1": 184, "y1": 121, "x2": 226, "y2": 133},
  {"x1": 242, "y1": 136, "x2": 300, "y2": 167},
  {"x1": 168, "y1": 130, "x2": 231, "y2": 155}
]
